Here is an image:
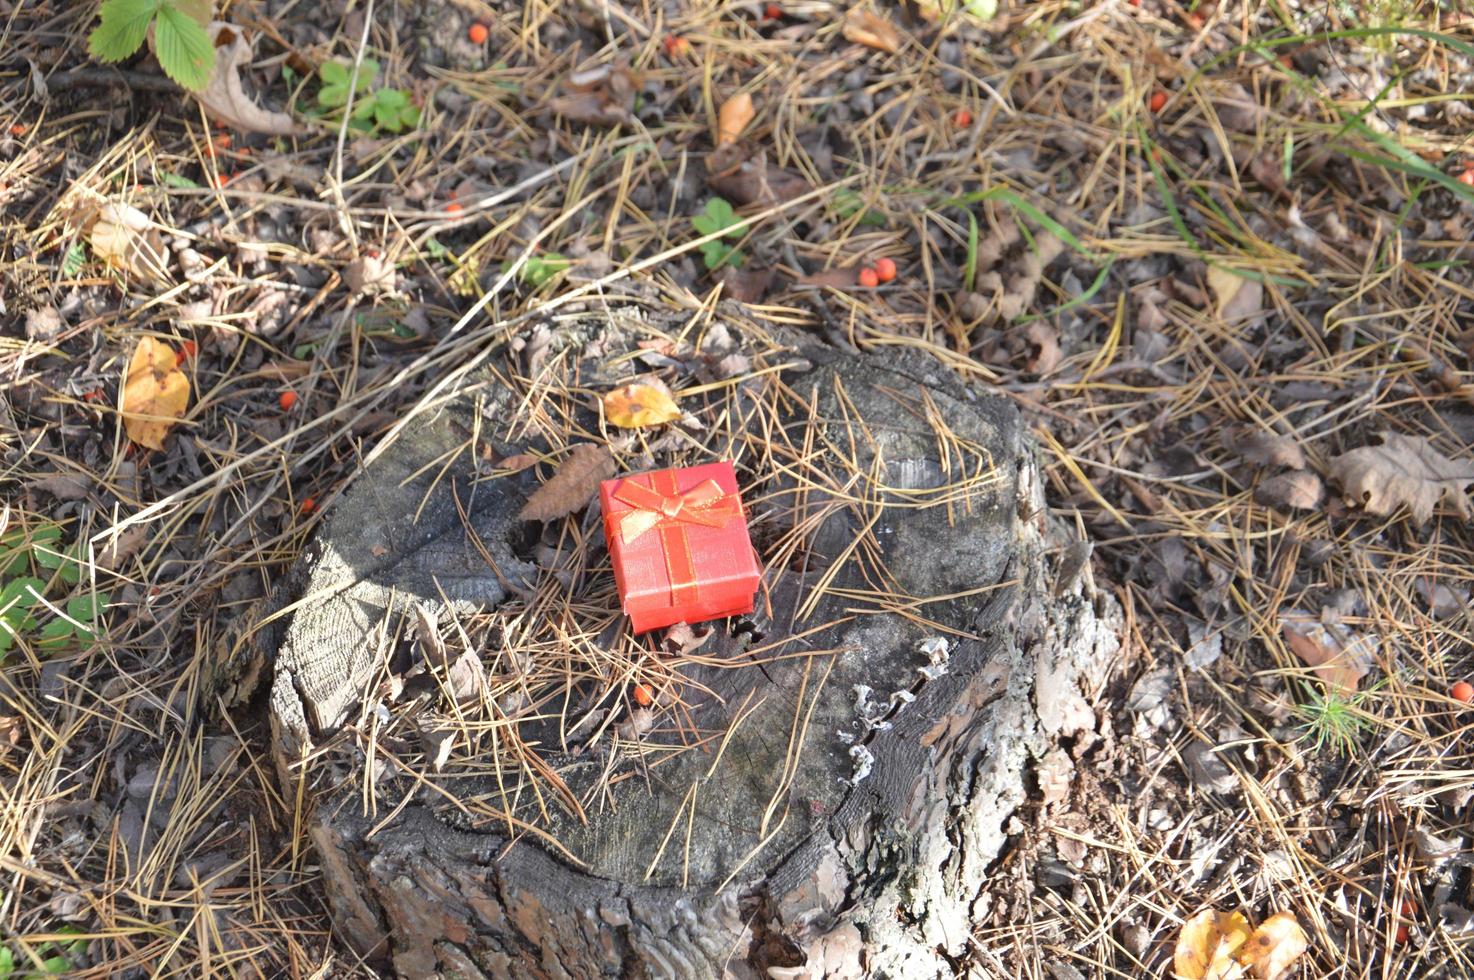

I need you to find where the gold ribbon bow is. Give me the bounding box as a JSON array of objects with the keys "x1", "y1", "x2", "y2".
[{"x1": 612, "y1": 471, "x2": 742, "y2": 606}]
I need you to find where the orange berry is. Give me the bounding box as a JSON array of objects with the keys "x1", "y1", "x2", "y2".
[
  {"x1": 632, "y1": 683, "x2": 654, "y2": 706},
  {"x1": 663, "y1": 34, "x2": 690, "y2": 58},
  {"x1": 1396, "y1": 924, "x2": 1410, "y2": 944},
  {"x1": 857, "y1": 267, "x2": 879, "y2": 288},
  {"x1": 300, "y1": 497, "x2": 316, "y2": 514},
  {"x1": 1401, "y1": 899, "x2": 1417, "y2": 918},
  {"x1": 1129, "y1": 0, "x2": 1141, "y2": 6},
  {"x1": 1458, "y1": 168, "x2": 1474, "y2": 187},
  {"x1": 279, "y1": 390, "x2": 298, "y2": 411},
  {"x1": 445, "y1": 201, "x2": 463, "y2": 214},
  {"x1": 874, "y1": 257, "x2": 897, "y2": 283},
  {"x1": 174, "y1": 339, "x2": 197, "y2": 364},
  {"x1": 1186, "y1": 12, "x2": 1205, "y2": 29},
  {"x1": 9, "y1": 124, "x2": 25, "y2": 137},
  {"x1": 213, "y1": 133, "x2": 232, "y2": 149},
  {"x1": 953, "y1": 108, "x2": 972, "y2": 127},
  {"x1": 765, "y1": 3, "x2": 783, "y2": 18},
  {"x1": 215, "y1": 173, "x2": 231, "y2": 188},
  {"x1": 1149, "y1": 90, "x2": 1168, "y2": 113},
  {"x1": 1452, "y1": 681, "x2": 1473, "y2": 703},
  {"x1": 468, "y1": 22, "x2": 489, "y2": 44}
]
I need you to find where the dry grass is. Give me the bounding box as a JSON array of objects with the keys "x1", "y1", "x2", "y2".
[{"x1": 2, "y1": 0, "x2": 1474, "y2": 975}]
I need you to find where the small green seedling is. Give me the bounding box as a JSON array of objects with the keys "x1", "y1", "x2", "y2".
[
  {"x1": 831, "y1": 188, "x2": 887, "y2": 228},
  {"x1": 317, "y1": 60, "x2": 421, "y2": 134},
  {"x1": 522, "y1": 253, "x2": 570, "y2": 288},
  {"x1": 0, "y1": 925, "x2": 89, "y2": 977},
  {"x1": 1296, "y1": 686, "x2": 1372, "y2": 756},
  {"x1": 691, "y1": 198, "x2": 747, "y2": 270},
  {"x1": 0, "y1": 524, "x2": 109, "y2": 658},
  {"x1": 88, "y1": 0, "x2": 216, "y2": 92}
]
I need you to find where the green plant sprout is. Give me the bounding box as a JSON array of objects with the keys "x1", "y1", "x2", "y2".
[
  {"x1": 317, "y1": 60, "x2": 420, "y2": 134},
  {"x1": 1295, "y1": 686, "x2": 1373, "y2": 756},
  {"x1": 691, "y1": 198, "x2": 747, "y2": 270},
  {"x1": 0, "y1": 925, "x2": 89, "y2": 977},
  {"x1": 0, "y1": 525, "x2": 109, "y2": 658},
  {"x1": 88, "y1": 0, "x2": 216, "y2": 92}
]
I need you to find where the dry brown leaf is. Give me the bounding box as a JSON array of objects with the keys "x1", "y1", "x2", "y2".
[
  {"x1": 518, "y1": 444, "x2": 616, "y2": 522},
  {"x1": 706, "y1": 143, "x2": 808, "y2": 206},
  {"x1": 718, "y1": 264, "x2": 775, "y2": 304},
  {"x1": 604, "y1": 381, "x2": 681, "y2": 429},
  {"x1": 498, "y1": 453, "x2": 539, "y2": 472},
  {"x1": 1254, "y1": 471, "x2": 1323, "y2": 511},
  {"x1": 1224, "y1": 429, "x2": 1305, "y2": 470},
  {"x1": 88, "y1": 201, "x2": 170, "y2": 283},
  {"x1": 1207, "y1": 266, "x2": 1264, "y2": 325},
  {"x1": 550, "y1": 62, "x2": 638, "y2": 127},
  {"x1": 195, "y1": 23, "x2": 297, "y2": 135},
  {"x1": 843, "y1": 9, "x2": 902, "y2": 53},
  {"x1": 1328, "y1": 432, "x2": 1474, "y2": 524},
  {"x1": 121, "y1": 337, "x2": 190, "y2": 450},
  {"x1": 1235, "y1": 913, "x2": 1308, "y2": 980},
  {"x1": 717, "y1": 91, "x2": 755, "y2": 146},
  {"x1": 1280, "y1": 609, "x2": 1373, "y2": 693},
  {"x1": 1174, "y1": 909, "x2": 1253, "y2": 980},
  {"x1": 343, "y1": 253, "x2": 396, "y2": 295}
]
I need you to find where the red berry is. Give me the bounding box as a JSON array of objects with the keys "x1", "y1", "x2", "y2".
[
  {"x1": 174, "y1": 340, "x2": 197, "y2": 365},
  {"x1": 874, "y1": 257, "x2": 897, "y2": 283},
  {"x1": 468, "y1": 23, "x2": 489, "y2": 44},
  {"x1": 663, "y1": 35, "x2": 690, "y2": 58},
  {"x1": 1129, "y1": 0, "x2": 1141, "y2": 6},
  {"x1": 1458, "y1": 168, "x2": 1474, "y2": 187},
  {"x1": 632, "y1": 683, "x2": 654, "y2": 706},
  {"x1": 10, "y1": 124, "x2": 26, "y2": 136},
  {"x1": 953, "y1": 108, "x2": 972, "y2": 128},
  {"x1": 300, "y1": 497, "x2": 316, "y2": 514},
  {"x1": 1396, "y1": 924, "x2": 1410, "y2": 944},
  {"x1": 279, "y1": 390, "x2": 298, "y2": 411},
  {"x1": 1452, "y1": 681, "x2": 1473, "y2": 703},
  {"x1": 1149, "y1": 90, "x2": 1168, "y2": 113},
  {"x1": 765, "y1": 3, "x2": 783, "y2": 18},
  {"x1": 1401, "y1": 898, "x2": 1417, "y2": 918},
  {"x1": 445, "y1": 201, "x2": 463, "y2": 214},
  {"x1": 213, "y1": 133, "x2": 232, "y2": 149},
  {"x1": 857, "y1": 267, "x2": 879, "y2": 288}
]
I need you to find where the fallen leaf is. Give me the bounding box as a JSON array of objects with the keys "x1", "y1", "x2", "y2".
[
  {"x1": 843, "y1": 9, "x2": 902, "y2": 53},
  {"x1": 1328, "y1": 432, "x2": 1474, "y2": 524},
  {"x1": 604, "y1": 381, "x2": 681, "y2": 429},
  {"x1": 550, "y1": 61, "x2": 638, "y2": 127},
  {"x1": 797, "y1": 266, "x2": 862, "y2": 289},
  {"x1": 1254, "y1": 471, "x2": 1323, "y2": 511},
  {"x1": 706, "y1": 143, "x2": 808, "y2": 206},
  {"x1": 1207, "y1": 265, "x2": 1264, "y2": 325},
  {"x1": 31, "y1": 473, "x2": 92, "y2": 501},
  {"x1": 718, "y1": 264, "x2": 774, "y2": 304},
  {"x1": 1019, "y1": 321, "x2": 1061, "y2": 374},
  {"x1": 121, "y1": 337, "x2": 190, "y2": 450},
  {"x1": 497, "y1": 453, "x2": 539, "y2": 472},
  {"x1": 1174, "y1": 909, "x2": 1253, "y2": 980},
  {"x1": 717, "y1": 91, "x2": 755, "y2": 146},
  {"x1": 1280, "y1": 608, "x2": 1373, "y2": 693},
  {"x1": 88, "y1": 201, "x2": 171, "y2": 283},
  {"x1": 1235, "y1": 913, "x2": 1308, "y2": 980},
  {"x1": 1224, "y1": 429, "x2": 1305, "y2": 469},
  {"x1": 194, "y1": 23, "x2": 297, "y2": 134},
  {"x1": 518, "y1": 444, "x2": 616, "y2": 522},
  {"x1": 343, "y1": 252, "x2": 396, "y2": 295}
]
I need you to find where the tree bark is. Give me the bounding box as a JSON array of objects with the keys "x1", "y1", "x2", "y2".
[{"x1": 259, "y1": 306, "x2": 1120, "y2": 978}]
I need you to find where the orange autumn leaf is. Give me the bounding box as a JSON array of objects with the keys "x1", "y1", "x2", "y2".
[
  {"x1": 1236, "y1": 913, "x2": 1308, "y2": 980},
  {"x1": 603, "y1": 382, "x2": 681, "y2": 429},
  {"x1": 121, "y1": 337, "x2": 190, "y2": 450},
  {"x1": 1174, "y1": 909, "x2": 1253, "y2": 980},
  {"x1": 717, "y1": 91, "x2": 755, "y2": 146},
  {"x1": 842, "y1": 9, "x2": 902, "y2": 53},
  {"x1": 1174, "y1": 909, "x2": 1309, "y2": 980}
]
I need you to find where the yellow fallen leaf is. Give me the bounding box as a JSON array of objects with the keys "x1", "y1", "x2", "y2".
[
  {"x1": 1236, "y1": 912, "x2": 1308, "y2": 980},
  {"x1": 1175, "y1": 909, "x2": 1252, "y2": 980},
  {"x1": 603, "y1": 381, "x2": 680, "y2": 429},
  {"x1": 88, "y1": 201, "x2": 171, "y2": 284},
  {"x1": 1206, "y1": 265, "x2": 1263, "y2": 324},
  {"x1": 717, "y1": 91, "x2": 755, "y2": 146},
  {"x1": 842, "y1": 9, "x2": 902, "y2": 53},
  {"x1": 121, "y1": 337, "x2": 190, "y2": 450}
]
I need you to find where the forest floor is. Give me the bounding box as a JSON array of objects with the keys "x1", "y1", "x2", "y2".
[{"x1": 3, "y1": 0, "x2": 1474, "y2": 976}]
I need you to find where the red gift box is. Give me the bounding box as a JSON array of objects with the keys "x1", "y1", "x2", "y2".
[{"x1": 600, "y1": 461, "x2": 760, "y2": 633}]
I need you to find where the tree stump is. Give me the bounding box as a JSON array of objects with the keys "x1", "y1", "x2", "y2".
[{"x1": 261, "y1": 302, "x2": 1119, "y2": 978}]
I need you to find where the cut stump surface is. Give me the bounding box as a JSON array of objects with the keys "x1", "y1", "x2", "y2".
[{"x1": 258, "y1": 303, "x2": 1119, "y2": 978}]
